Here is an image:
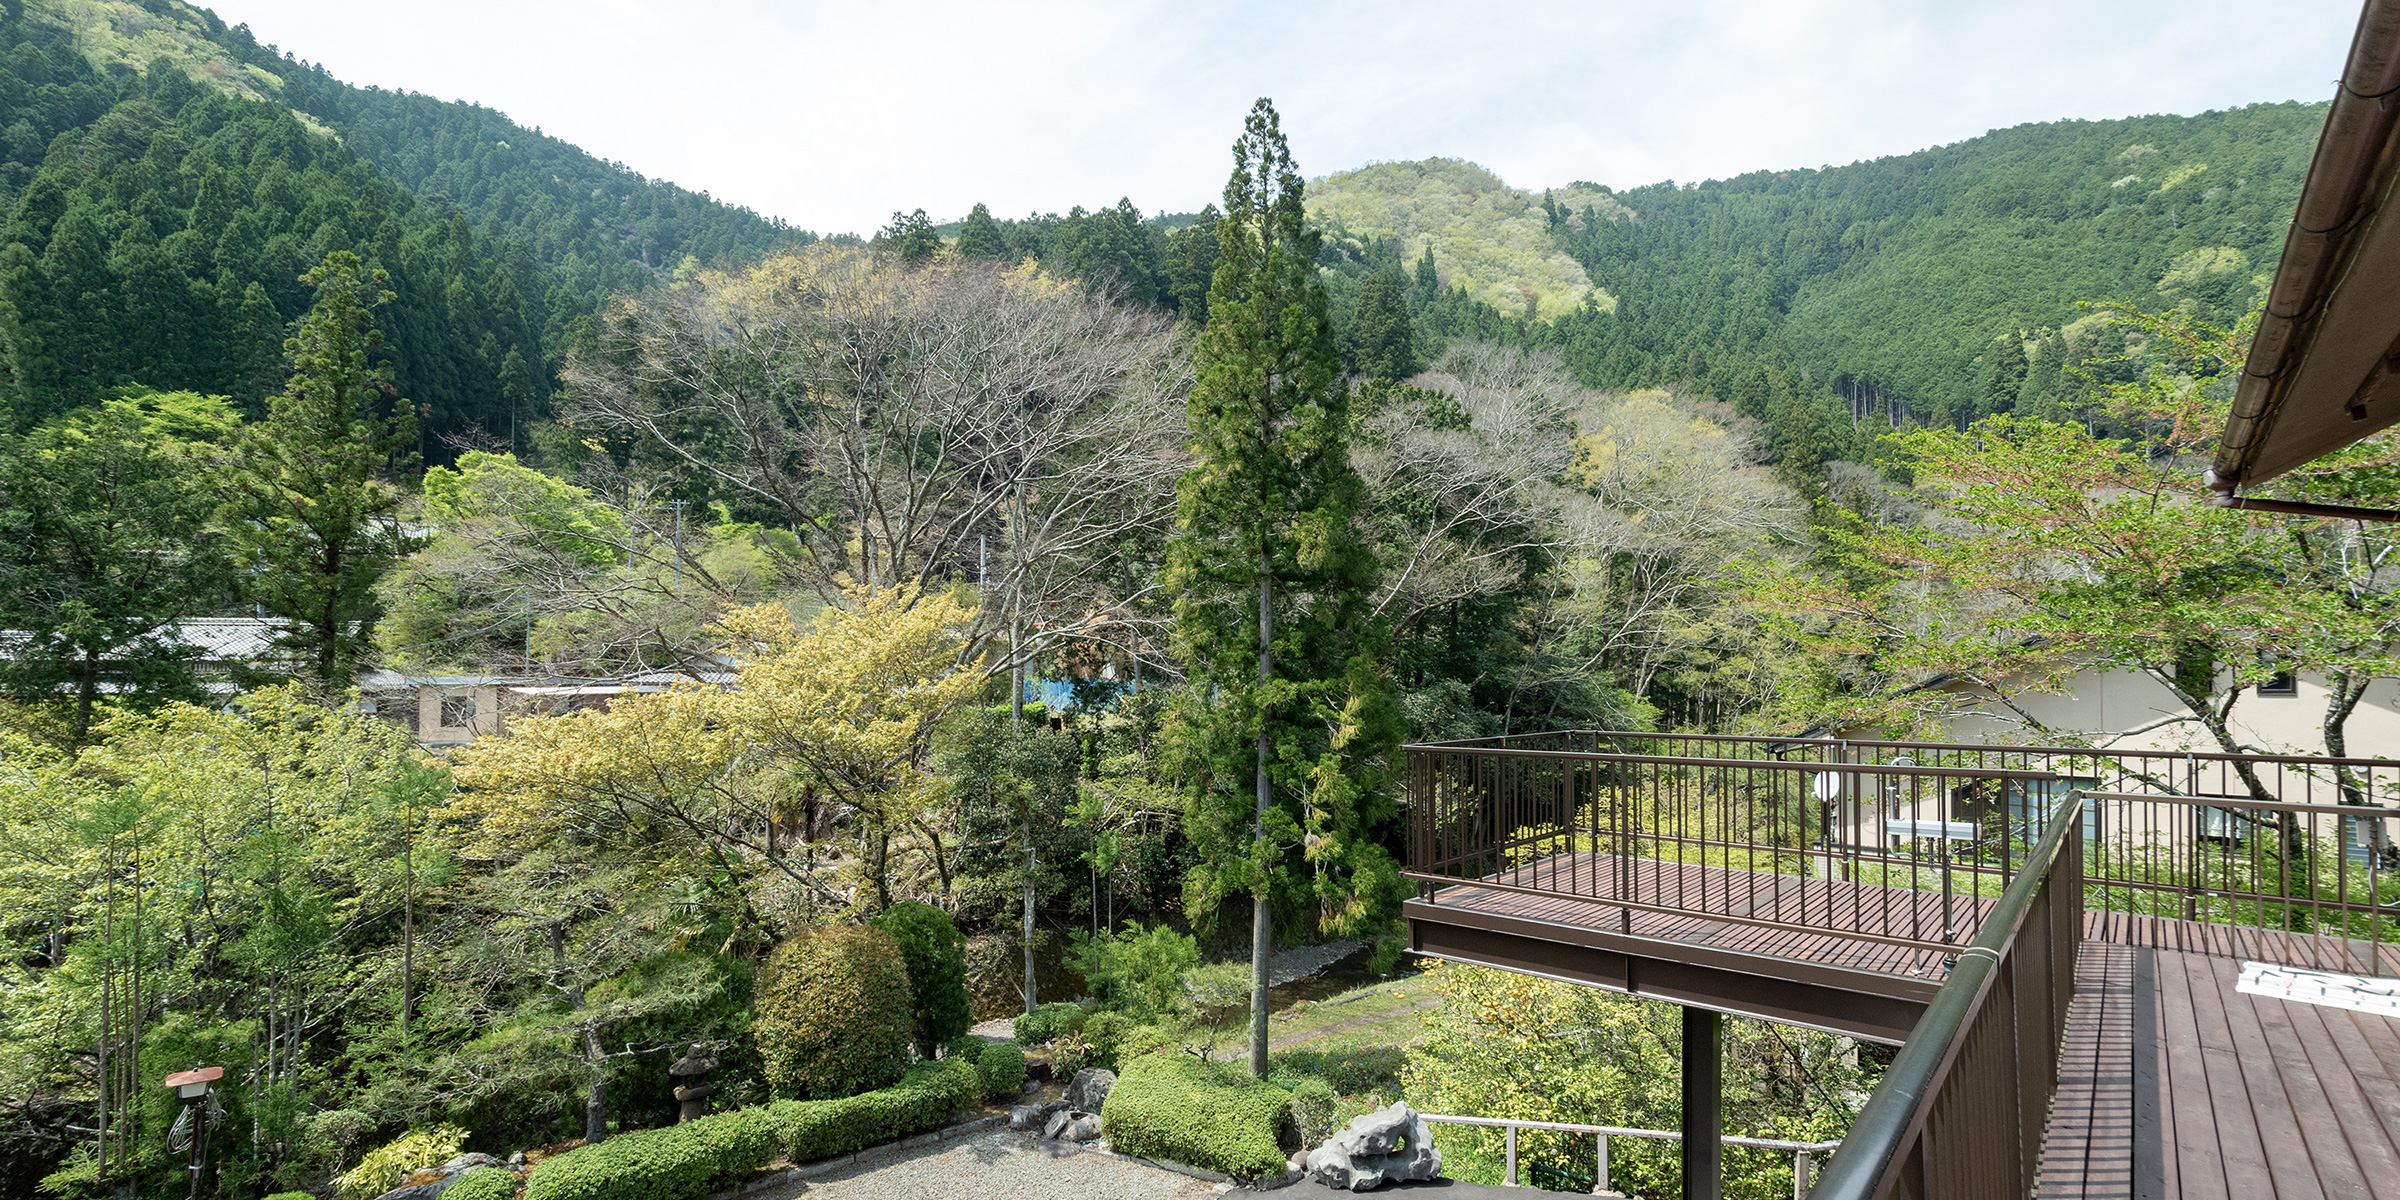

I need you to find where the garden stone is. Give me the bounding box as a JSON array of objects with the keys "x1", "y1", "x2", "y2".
[
  {"x1": 1065, "y1": 1067, "x2": 1116, "y2": 1112},
  {"x1": 372, "y1": 1153, "x2": 512, "y2": 1200},
  {"x1": 1043, "y1": 1109, "x2": 1101, "y2": 1141},
  {"x1": 1009, "y1": 1104, "x2": 1049, "y2": 1131},
  {"x1": 1305, "y1": 1103, "x2": 1441, "y2": 1192}
]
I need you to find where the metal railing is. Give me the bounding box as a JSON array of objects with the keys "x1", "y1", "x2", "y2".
[
  {"x1": 1408, "y1": 743, "x2": 2069, "y2": 954},
  {"x1": 1419, "y1": 1113, "x2": 1840, "y2": 1199},
  {"x1": 1407, "y1": 732, "x2": 2399, "y2": 971},
  {"x1": 1804, "y1": 795, "x2": 2085, "y2": 1200}
]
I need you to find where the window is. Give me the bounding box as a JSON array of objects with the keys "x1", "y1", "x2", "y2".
[
  {"x1": 439, "y1": 693, "x2": 478, "y2": 729},
  {"x1": 2258, "y1": 670, "x2": 2298, "y2": 697}
]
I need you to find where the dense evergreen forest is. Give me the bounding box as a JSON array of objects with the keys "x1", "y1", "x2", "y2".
[{"x1": 0, "y1": 0, "x2": 810, "y2": 445}]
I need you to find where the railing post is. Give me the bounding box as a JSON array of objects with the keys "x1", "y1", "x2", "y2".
[
  {"x1": 1683, "y1": 1005, "x2": 1722, "y2": 1200},
  {"x1": 1505, "y1": 1124, "x2": 1518, "y2": 1187},
  {"x1": 1597, "y1": 1134, "x2": 1610, "y2": 1195},
  {"x1": 1794, "y1": 1149, "x2": 1811, "y2": 1200}
]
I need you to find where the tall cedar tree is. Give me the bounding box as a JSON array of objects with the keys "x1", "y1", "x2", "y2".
[
  {"x1": 1350, "y1": 267, "x2": 1419, "y2": 381},
  {"x1": 1166, "y1": 99, "x2": 1403, "y2": 1078},
  {"x1": 223, "y1": 252, "x2": 422, "y2": 684}
]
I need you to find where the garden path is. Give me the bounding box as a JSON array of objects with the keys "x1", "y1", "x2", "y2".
[{"x1": 746, "y1": 1130, "x2": 1223, "y2": 1200}]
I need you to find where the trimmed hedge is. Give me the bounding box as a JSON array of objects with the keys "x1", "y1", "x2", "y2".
[
  {"x1": 524, "y1": 1057, "x2": 981, "y2": 1200},
  {"x1": 977, "y1": 1040, "x2": 1026, "y2": 1097},
  {"x1": 442, "y1": 1168, "x2": 519, "y2": 1200},
  {"x1": 754, "y1": 925, "x2": 915, "y2": 1099},
  {"x1": 1012, "y1": 1001, "x2": 1086, "y2": 1045},
  {"x1": 1099, "y1": 1051, "x2": 1292, "y2": 1181}
]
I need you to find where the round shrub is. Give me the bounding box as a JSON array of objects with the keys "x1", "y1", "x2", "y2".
[
  {"x1": 873, "y1": 901, "x2": 972, "y2": 1057},
  {"x1": 976, "y1": 1040, "x2": 1026, "y2": 1097},
  {"x1": 1012, "y1": 1001, "x2": 1087, "y2": 1045},
  {"x1": 1289, "y1": 1078, "x2": 1338, "y2": 1147},
  {"x1": 264, "y1": 1193, "x2": 317, "y2": 1200},
  {"x1": 442, "y1": 1167, "x2": 518, "y2": 1200},
  {"x1": 754, "y1": 925, "x2": 914, "y2": 1099}
]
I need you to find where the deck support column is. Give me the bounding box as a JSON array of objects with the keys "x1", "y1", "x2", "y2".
[{"x1": 1682, "y1": 1005, "x2": 1722, "y2": 1200}]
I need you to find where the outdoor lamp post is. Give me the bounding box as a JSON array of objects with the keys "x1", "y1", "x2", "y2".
[{"x1": 161, "y1": 1066, "x2": 222, "y2": 1200}]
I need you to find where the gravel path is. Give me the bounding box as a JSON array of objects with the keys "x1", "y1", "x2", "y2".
[{"x1": 746, "y1": 1131, "x2": 1224, "y2": 1200}]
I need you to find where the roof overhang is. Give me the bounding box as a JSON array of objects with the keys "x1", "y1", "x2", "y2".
[{"x1": 2215, "y1": 0, "x2": 2400, "y2": 492}]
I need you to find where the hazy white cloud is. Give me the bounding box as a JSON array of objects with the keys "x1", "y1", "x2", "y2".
[{"x1": 202, "y1": 0, "x2": 2359, "y2": 235}]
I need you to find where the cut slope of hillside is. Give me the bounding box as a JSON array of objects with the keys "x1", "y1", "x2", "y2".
[{"x1": 1309, "y1": 158, "x2": 1621, "y2": 320}]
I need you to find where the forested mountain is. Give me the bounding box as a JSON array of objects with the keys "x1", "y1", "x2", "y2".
[
  {"x1": 1548, "y1": 102, "x2": 2319, "y2": 422},
  {"x1": 0, "y1": 0, "x2": 811, "y2": 443}
]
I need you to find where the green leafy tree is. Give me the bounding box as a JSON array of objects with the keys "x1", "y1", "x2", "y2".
[
  {"x1": 221, "y1": 251, "x2": 422, "y2": 685},
  {"x1": 1413, "y1": 245, "x2": 1439, "y2": 308},
  {"x1": 881, "y1": 209, "x2": 943, "y2": 267},
  {"x1": 1165, "y1": 98, "x2": 1403, "y2": 1078},
  {"x1": 957, "y1": 202, "x2": 1007, "y2": 260},
  {"x1": 872, "y1": 900, "x2": 972, "y2": 1057},
  {"x1": 1349, "y1": 267, "x2": 1418, "y2": 381},
  {"x1": 0, "y1": 390, "x2": 238, "y2": 738}
]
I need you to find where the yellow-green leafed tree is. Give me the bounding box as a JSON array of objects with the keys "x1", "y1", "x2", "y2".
[{"x1": 453, "y1": 585, "x2": 983, "y2": 924}]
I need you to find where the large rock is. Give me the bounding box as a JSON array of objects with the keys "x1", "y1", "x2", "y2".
[
  {"x1": 1305, "y1": 1103, "x2": 1441, "y2": 1192},
  {"x1": 1010, "y1": 1099, "x2": 1073, "y2": 1131},
  {"x1": 1042, "y1": 1109, "x2": 1102, "y2": 1142},
  {"x1": 1064, "y1": 1067, "x2": 1117, "y2": 1113}
]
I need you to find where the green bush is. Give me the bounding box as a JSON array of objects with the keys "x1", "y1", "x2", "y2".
[
  {"x1": 1013, "y1": 1001, "x2": 1086, "y2": 1045},
  {"x1": 264, "y1": 1193, "x2": 317, "y2": 1200},
  {"x1": 1289, "y1": 1078, "x2": 1338, "y2": 1147},
  {"x1": 525, "y1": 1058, "x2": 982, "y2": 1200},
  {"x1": 1099, "y1": 1051, "x2": 1292, "y2": 1181},
  {"x1": 976, "y1": 1041, "x2": 1026, "y2": 1097},
  {"x1": 873, "y1": 901, "x2": 972, "y2": 1057},
  {"x1": 753, "y1": 924, "x2": 914, "y2": 1099},
  {"x1": 442, "y1": 1167, "x2": 519, "y2": 1200},
  {"x1": 1080, "y1": 1012, "x2": 1132, "y2": 1070},
  {"x1": 1116, "y1": 1024, "x2": 1182, "y2": 1061}
]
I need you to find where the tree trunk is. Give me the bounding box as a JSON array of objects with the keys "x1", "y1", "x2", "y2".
[
  {"x1": 552, "y1": 925, "x2": 608, "y2": 1145},
  {"x1": 1251, "y1": 555, "x2": 1273, "y2": 1078},
  {"x1": 581, "y1": 1024, "x2": 609, "y2": 1146},
  {"x1": 1022, "y1": 809, "x2": 1038, "y2": 1014}
]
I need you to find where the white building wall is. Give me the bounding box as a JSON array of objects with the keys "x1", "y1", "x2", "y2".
[{"x1": 1927, "y1": 669, "x2": 2400, "y2": 759}]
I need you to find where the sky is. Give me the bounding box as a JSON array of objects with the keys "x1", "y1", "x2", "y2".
[{"x1": 202, "y1": 0, "x2": 2364, "y2": 237}]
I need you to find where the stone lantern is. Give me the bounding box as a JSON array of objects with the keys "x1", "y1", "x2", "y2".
[{"x1": 669, "y1": 1044, "x2": 717, "y2": 1122}]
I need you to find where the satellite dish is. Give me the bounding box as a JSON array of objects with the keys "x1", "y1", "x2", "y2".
[{"x1": 1812, "y1": 773, "x2": 1842, "y2": 801}]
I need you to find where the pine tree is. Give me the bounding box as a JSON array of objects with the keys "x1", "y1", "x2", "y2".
[
  {"x1": 1413, "y1": 245, "x2": 1438, "y2": 308},
  {"x1": 220, "y1": 251, "x2": 422, "y2": 685},
  {"x1": 0, "y1": 392, "x2": 237, "y2": 738},
  {"x1": 1165, "y1": 99, "x2": 1402, "y2": 1079},
  {"x1": 1350, "y1": 267, "x2": 1418, "y2": 381},
  {"x1": 957, "y1": 202, "x2": 1006, "y2": 260}
]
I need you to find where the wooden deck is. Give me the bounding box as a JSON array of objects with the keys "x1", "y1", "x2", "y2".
[
  {"x1": 2036, "y1": 943, "x2": 2400, "y2": 1200},
  {"x1": 1414, "y1": 850, "x2": 2400, "y2": 1192},
  {"x1": 1421, "y1": 852, "x2": 2400, "y2": 981}
]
